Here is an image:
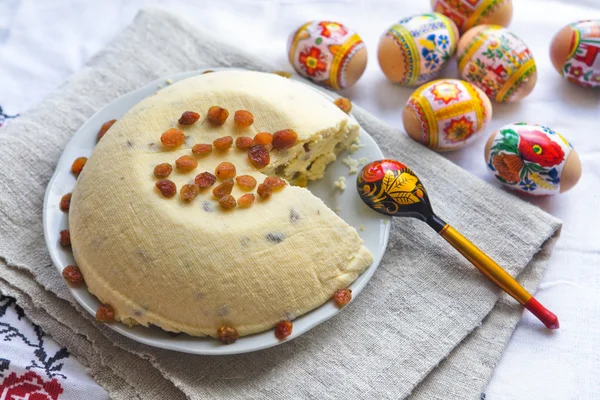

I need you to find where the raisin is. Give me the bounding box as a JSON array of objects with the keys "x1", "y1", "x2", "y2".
[
  {"x1": 333, "y1": 288, "x2": 352, "y2": 307},
  {"x1": 218, "y1": 194, "x2": 237, "y2": 209},
  {"x1": 62, "y1": 265, "x2": 84, "y2": 284},
  {"x1": 272, "y1": 129, "x2": 298, "y2": 150},
  {"x1": 215, "y1": 162, "x2": 236, "y2": 180},
  {"x1": 154, "y1": 163, "x2": 173, "y2": 178},
  {"x1": 253, "y1": 132, "x2": 273, "y2": 145},
  {"x1": 257, "y1": 183, "x2": 272, "y2": 199},
  {"x1": 275, "y1": 320, "x2": 293, "y2": 340},
  {"x1": 195, "y1": 172, "x2": 217, "y2": 188},
  {"x1": 96, "y1": 304, "x2": 115, "y2": 323},
  {"x1": 179, "y1": 184, "x2": 199, "y2": 202},
  {"x1": 264, "y1": 176, "x2": 287, "y2": 190},
  {"x1": 60, "y1": 193, "x2": 72, "y2": 212},
  {"x1": 161, "y1": 128, "x2": 186, "y2": 148},
  {"x1": 59, "y1": 230, "x2": 71, "y2": 246},
  {"x1": 272, "y1": 71, "x2": 292, "y2": 78},
  {"x1": 238, "y1": 193, "x2": 255, "y2": 207},
  {"x1": 234, "y1": 110, "x2": 254, "y2": 128},
  {"x1": 71, "y1": 157, "x2": 87, "y2": 175},
  {"x1": 207, "y1": 106, "x2": 229, "y2": 126},
  {"x1": 213, "y1": 136, "x2": 233, "y2": 151},
  {"x1": 236, "y1": 175, "x2": 257, "y2": 190},
  {"x1": 156, "y1": 179, "x2": 177, "y2": 198},
  {"x1": 217, "y1": 326, "x2": 239, "y2": 344},
  {"x1": 97, "y1": 119, "x2": 116, "y2": 140},
  {"x1": 303, "y1": 142, "x2": 310, "y2": 152},
  {"x1": 333, "y1": 97, "x2": 352, "y2": 114},
  {"x1": 235, "y1": 136, "x2": 254, "y2": 150},
  {"x1": 192, "y1": 143, "x2": 212, "y2": 156},
  {"x1": 212, "y1": 179, "x2": 234, "y2": 198},
  {"x1": 175, "y1": 155, "x2": 198, "y2": 172},
  {"x1": 248, "y1": 145, "x2": 270, "y2": 169},
  {"x1": 178, "y1": 111, "x2": 200, "y2": 125}
]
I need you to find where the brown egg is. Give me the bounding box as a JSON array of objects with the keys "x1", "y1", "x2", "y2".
[
  {"x1": 550, "y1": 20, "x2": 600, "y2": 89},
  {"x1": 431, "y1": 0, "x2": 513, "y2": 34},
  {"x1": 378, "y1": 13, "x2": 459, "y2": 86},
  {"x1": 403, "y1": 79, "x2": 492, "y2": 151},
  {"x1": 287, "y1": 21, "x2": 367, "y2": 89},
  {"x1": 457, "y1": 25, "x2": 536, "y2": 102},
  {"x1": 484, "y1": 123, "x2": 581, "y2": 195}
]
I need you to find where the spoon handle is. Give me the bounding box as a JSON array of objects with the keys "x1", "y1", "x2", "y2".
[{"x1": 438, "y1": 224, "x2": 559, "y2": 330}]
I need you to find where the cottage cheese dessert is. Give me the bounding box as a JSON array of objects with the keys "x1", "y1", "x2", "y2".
[{"x1": 69, "y1": 70, "x2": 373, "y2": 338}]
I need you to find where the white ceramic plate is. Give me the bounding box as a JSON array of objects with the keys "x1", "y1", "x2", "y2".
[{"x1": 43, "y1": 69, "x2": 391, "y2": 355}]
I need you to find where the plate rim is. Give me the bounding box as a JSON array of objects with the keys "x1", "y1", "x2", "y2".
[{"x1": 42, "y1": 68, "x2": 391, "y2": 355}]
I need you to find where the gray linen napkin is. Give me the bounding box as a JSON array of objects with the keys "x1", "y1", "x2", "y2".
[{"x1": 0, "y1": 8, "x2": 561, "y2": 399}]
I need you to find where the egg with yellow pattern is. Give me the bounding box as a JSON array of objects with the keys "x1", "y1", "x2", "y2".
[
  {"x1": 287, "y1": 21, "x2": 367, "y2": 89},
  {"x1": 403, "y1": 79, "x2": 492, "y2": 151},
  {"x1": 378, "y1": 13, "x2": 459, "y2": 86},
  {"x1": 431, "y1": 0, "x2": 513, "y2": 34}
]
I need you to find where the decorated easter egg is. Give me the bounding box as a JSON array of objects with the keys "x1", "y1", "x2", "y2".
[
  {"x1": 550, "y1": 20, "x2": 600, "y2": 89},
  {"x1": 457, "y1": 25, "x2": 537, "y2": 102},
  {"x1": 485, "y1": 123, "x2": 581, "y2": 195},
  {"x1": 403, "y1": 79, "x2": 492, "y2": 151},
  {"x1": 287, "y1": 21, "x2": 367, "y2": 90},
  {"x1": 431, "y1": 0, "x2": 513, "y2": 34},
  {"x1": 378, "y1": 13, "x2": 459, "y2": 86}
]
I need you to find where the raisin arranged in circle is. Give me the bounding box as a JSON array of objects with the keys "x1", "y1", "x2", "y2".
[
  {"x1": 217, "y1": 326, "x2": 239, "y2": 344},
  {"x1": 333, "y1": 97, "x2": 352, "y2": 114},
  {"x1": 248, "y1": 145, "x2": 270, "y2": 169},
  {"x1": 272, "y1": 129, "x2": 298, "y2": 150},
  {"x1": 257, "y1": 183, "x2": 272, "y2": 199},
  {"x1": 213, "y1": 136, "x2": 233, "y2": 151},
  {"x1": 180, "y1": 184, "x2": 200, "y2": 202},
  {"x1": 264, "y1": 176, "x2": 287, "y2": 190},
  {"x1": 156, "y1": 179, "x2": 177, "y2": 198},
  {"x1": 212, "y1": 179, "x2": 234, "y2": 198},
  {"x1": 274, "y1": 320, "x2": 293, "y2": 340},
  {"x1": 195, "y1": 172, "x2": 217, "y2": 189},
  {"x1": 215, "y1": 162, "x2": 236, "y2": 179},
  {"x1": 175, "y1": 155, "x2": 198, "y2": 172},
  {"x1": 234, "y1": 110, "x2": 254, "y2": 128},
  {"x1": 192, "y1": 144, "x2": 213, "y2": 156},
  {"x1": 59, "y1": 230, "x2": 71, "y2": 247},
  {"x1": 97, "y1": 119, "x2": 117, "y2": 140},
  {"x1": 235, "y1": 175, "x2": 257, "y2": 190},
  {"x1": 96, "y1": 304, "x2": 115, "y2": 323},
  {"x1": 218, "y1": 194, "x2": 237, "y2": 209},
  {"x1": 253, "y1": 132, "x2": 273, "y2": 146},
  {"x1": 154, "y1": 163, "x2": 173, "y2": 179},
  {"x1": 235, "y1": 136, "x2": 254, "y2": 150},
  {"x1": 272, "y1": 71, "x2": 292, "y2": 78},
  {"x1": 60, "y1": 193, "x2": 72, "y2": 212},
  {"x1": 237, "y1": 193, "x2": 255, "y2": 208},
  {"x1": 207, "y1": 106, "x2": 229, "y2": 126},
  {"x1": 333, "y1": 288, "x2": 352, "y2": 307},
  {"x1": 71, "y1": 157, "x2": 87, "y2": 175},
  {"x1": 160, "y1": 128, "x2": 186, "y2": 148},
  {"x1": 62, "y1": 265, "x2": 84, "y2": 284},
  {"x1": 178, "y1": 111, "x2": 200, "y2": 125}
]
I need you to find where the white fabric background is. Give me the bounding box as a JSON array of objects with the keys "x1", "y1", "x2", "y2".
[{"x1": 0, "y1": 0, "x2": 599, "y2": 399}]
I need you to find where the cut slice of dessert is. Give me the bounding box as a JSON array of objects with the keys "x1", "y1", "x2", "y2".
[{"x1": 68, "y1": 70, "x2": 373, "y2": 338}]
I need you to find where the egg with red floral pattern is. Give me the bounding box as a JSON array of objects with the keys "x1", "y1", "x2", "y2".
[
  {"x1": 403, "y1": 79, "x2": 492, "y2": 151},
  {"x1": 287, "y1": 21, "x2": 367, "y2": 90},
  {"x1": 550, "y1": 20, "x2": 600, "y2": 89},
  {"x1": 485, "y1": 123, "x2": 581, "y2": 195}
]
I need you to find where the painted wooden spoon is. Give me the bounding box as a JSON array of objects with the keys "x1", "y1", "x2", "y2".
[{"x1": 357, "y1": 159, "x2": 559, "y2": 329}]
